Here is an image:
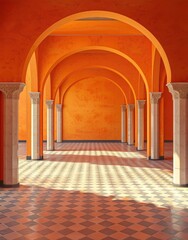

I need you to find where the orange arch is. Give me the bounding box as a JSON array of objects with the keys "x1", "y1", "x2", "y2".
[
  {"x1": 23, "y1": 11, "x2": 171, "y2": 85},
  {"x1": 152, "y1": 48, "x2": 162, "y2": 92},
  {"x1": 61, "y1": 76, "x2": 127, "y2": 105},
  {"x1": 52, "y1": 66, "x2": 137, "y2": 103},
  {"x1": 41, "y1": 47, "x2": 148, "y2": 96}
]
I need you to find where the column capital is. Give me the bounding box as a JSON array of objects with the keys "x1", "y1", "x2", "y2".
[
  {"x1": 0, "y1": 82, "x2": 25, "y2": 99},
  {"x1": 56, "y1": 104, "x2": 62, "y2": 110},
  {"x1": 29, "y1": 92, "x2": 40, "y2": 104},
  {"x1": 127, "y1": 104, "x2": 135, "y2": 111},
  {"x1": 46, "y1": 100, "x2": 54, "y2": 108},
  {"x1": 137, "y1": 100, "x2": 146, "y2": 108},
  {"x1": 167, "y1": 82, "x2": 188, "y2": 99},
  {"x1": 150, "y1": 92, "x2": 162, "y2": 104},
  {"x1": 121, "y1": 104, "x2": 126, "y2": 111}
]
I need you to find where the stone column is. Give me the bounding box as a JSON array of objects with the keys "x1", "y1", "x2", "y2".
[
  {"x1": 56, "y1": 104, "x2": 62, "y2": 143},
  {"x1": 167, "y1": 83, "x2": 188, "y2": 186},
  {"x1": 121, "y1": 104, "x2": 126, "y2": 143},
  {"x1": 0, "y1": 82, "x2": 25, "y2": 187},
  {"x1": 29, "y1": 92, "x2": 40, "y2": 160},
  {"x1": 46, "y1": 100, "x2": 54, "y2": 151},
  {"x1": 127, "y1": 104, "x2": 135, "y2": 145},
  {"x1": 150, "y1": 92, "x2": 162, "y2": 160},
  {"x1": 137, "y1": 100, "x2": 146, "y2": 150}
]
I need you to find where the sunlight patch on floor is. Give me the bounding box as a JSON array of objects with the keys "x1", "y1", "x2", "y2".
[
  {"x1": 18, "y1": 158, "x2": 188, "y2": 209},
  {"x1": 43, "y1": 150, "x2": 146, "y2": 158}
]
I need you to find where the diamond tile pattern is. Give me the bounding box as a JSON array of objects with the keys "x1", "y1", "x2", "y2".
[{"x1": 0, "y1": 142, "x2": 188, "y2": 239}]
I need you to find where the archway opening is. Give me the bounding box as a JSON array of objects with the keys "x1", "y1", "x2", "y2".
[{"x1": 20, "y1": 10, "x2": 170, "y2": 162}]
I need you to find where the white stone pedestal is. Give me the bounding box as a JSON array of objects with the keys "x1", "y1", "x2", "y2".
[{"x1": 56, "y1": 104, "x2": 62, "y2": 143}]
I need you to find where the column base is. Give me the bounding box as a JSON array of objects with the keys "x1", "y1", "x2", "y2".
[
  {"x1": 0, "y1": 182, "x2": 20, "y2": 188},
  {"x1": 127, "y1": 143, "x2": 134, "y2": 146},
  {"x1": 173, "y1": 183, "x2": 188, "y2": 187},
  {"x1": 28, "y1": 156, "x2": 43, "y2": 160},
  {"x1": 136, "y1": 147, "x2": 145, "y2": 151},
  {"x1": 147, "y1": 156, "x2": 164, "y2": 160}
]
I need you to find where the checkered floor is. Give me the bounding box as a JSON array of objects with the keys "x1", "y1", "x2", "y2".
[{"x1": 1, "y1": 142, "x2": 188, "y2": 240}]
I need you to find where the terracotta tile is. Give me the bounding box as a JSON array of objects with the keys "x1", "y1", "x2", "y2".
[
  {"x1": 0, "y1": 142, "x2": 187, "y2": 240},
  {"x1": 133, "y1": 231, "x2": 151, "y2": 240}
]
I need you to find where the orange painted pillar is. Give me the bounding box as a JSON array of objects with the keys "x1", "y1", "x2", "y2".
[
  {"x1": 40, "y1": 92, "x2": 43, "y2": 159},
  {"x1": 159, "y1": 95, "x2": 164, "y2": 159},
  {"x1": 127, "y1": 104, "x2": 135, "y2": 145},
  {"x1": 147, "y1": 93, "x2": 151, "y2": 158},
  {"x1": 0, "y1": 92, "x2": 4, "y2": 185},
  {"x1": 56, "y1": 104, "x2": 62, "y2": 142},
  {"x1": 26, "y1": 86, "x2": 31, "y2": 159},
  {"x1": 137, "y1": 100, "x2": 146, "y2": 150},
  {"x1": 121, "y1": 104, "x2": 126, "y2": 143},
  {"x1": 134, "y1": 103, "x2": 138, "y2": 148},
  {"x1": 46, "y1": 100, "x2": 54, "y2": 151}
]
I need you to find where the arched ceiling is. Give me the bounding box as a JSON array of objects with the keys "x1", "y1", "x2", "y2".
[
  {"x1": 2, "y1": 1, "x2": 187, "y2": 84},
  {"x1": 38, "y1": 29, "x2": 151, "y2": 87},
  {"x1": 57, "y1": 67, "x2": 137, "y2": 104},
  {"x1": 50, "y1": 18, "x2": 142, "y2": 35},
  {"x1": 48, "y1": 51, "x2": 146, "y2": 100}
]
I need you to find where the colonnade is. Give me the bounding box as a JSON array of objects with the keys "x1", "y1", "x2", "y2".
[
  {"x1": 29, "y1": 96, "x2": 63, "y2": 156},
  {"x1": 121, "y1": 102, "x2": 146, "y2": 151},
  {"x1": 0, "y1": 83, "x2": 188, "y2": 187}
]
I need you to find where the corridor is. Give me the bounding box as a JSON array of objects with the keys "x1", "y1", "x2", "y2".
[{"x1": 1, "y1": 142, "x2": 188, "y2": 240}]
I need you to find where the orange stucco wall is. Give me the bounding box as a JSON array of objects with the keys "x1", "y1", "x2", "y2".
[
  {"x1": 43, "y1": 76, "x2": 52, "y2": 140},
  {"x1": 59, "y1": 68, "x2": 134, "y2": 104},
  {"x1": 38, "y1": 35, "x2": 152, "y2": 90},
  {"x1": 50, "y1": 52, "x2": 144, "y2": 100},
  {"x1": 18, "y1": 87, "x2": 27, "y2": 140},
  {"x1": 1, "y1": 0, "x2": 188, "y2": 84},
  {"x1": 164, "y1": 86, "x2": 173, "y2": 140},
  {"x1": 18, "y1": 79, "x2": 173, "y2": 142},
  {"x1": 63, "y1": 77, "x2": 125, "y2": 140}
]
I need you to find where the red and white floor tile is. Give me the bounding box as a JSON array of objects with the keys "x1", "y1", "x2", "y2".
[{"x1": 1, "y1": 142, "x2": 188, "y2": 240}]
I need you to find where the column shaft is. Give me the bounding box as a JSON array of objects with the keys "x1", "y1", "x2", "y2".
[
  {"x1": 29, "y1": 92, "x2": 40, "y2": 160},
  {"x1": 150, "y1": 92, "x2": 162, "y2": 159},
  {"x1": 167, "y1": 83, "x2": 188, "y2": 186},
  {"x1": 137, "y1": 100, "x2": 146, "y2": 150},
  {"x1": 46, "y1": 100, "x2": 54, "y2": 150},
  {"x1": 56, "y1": 104, "x2": 62, "y2": 143},
  {"x1": 0, "y1": 82, "x2": 25, "y2": 187},
  {"x1": 127, "y1": 104, "x2": 135, "y2": 145},
  {"x1": 121, "y1": 105, "x2": 126, "y2": 143}
]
